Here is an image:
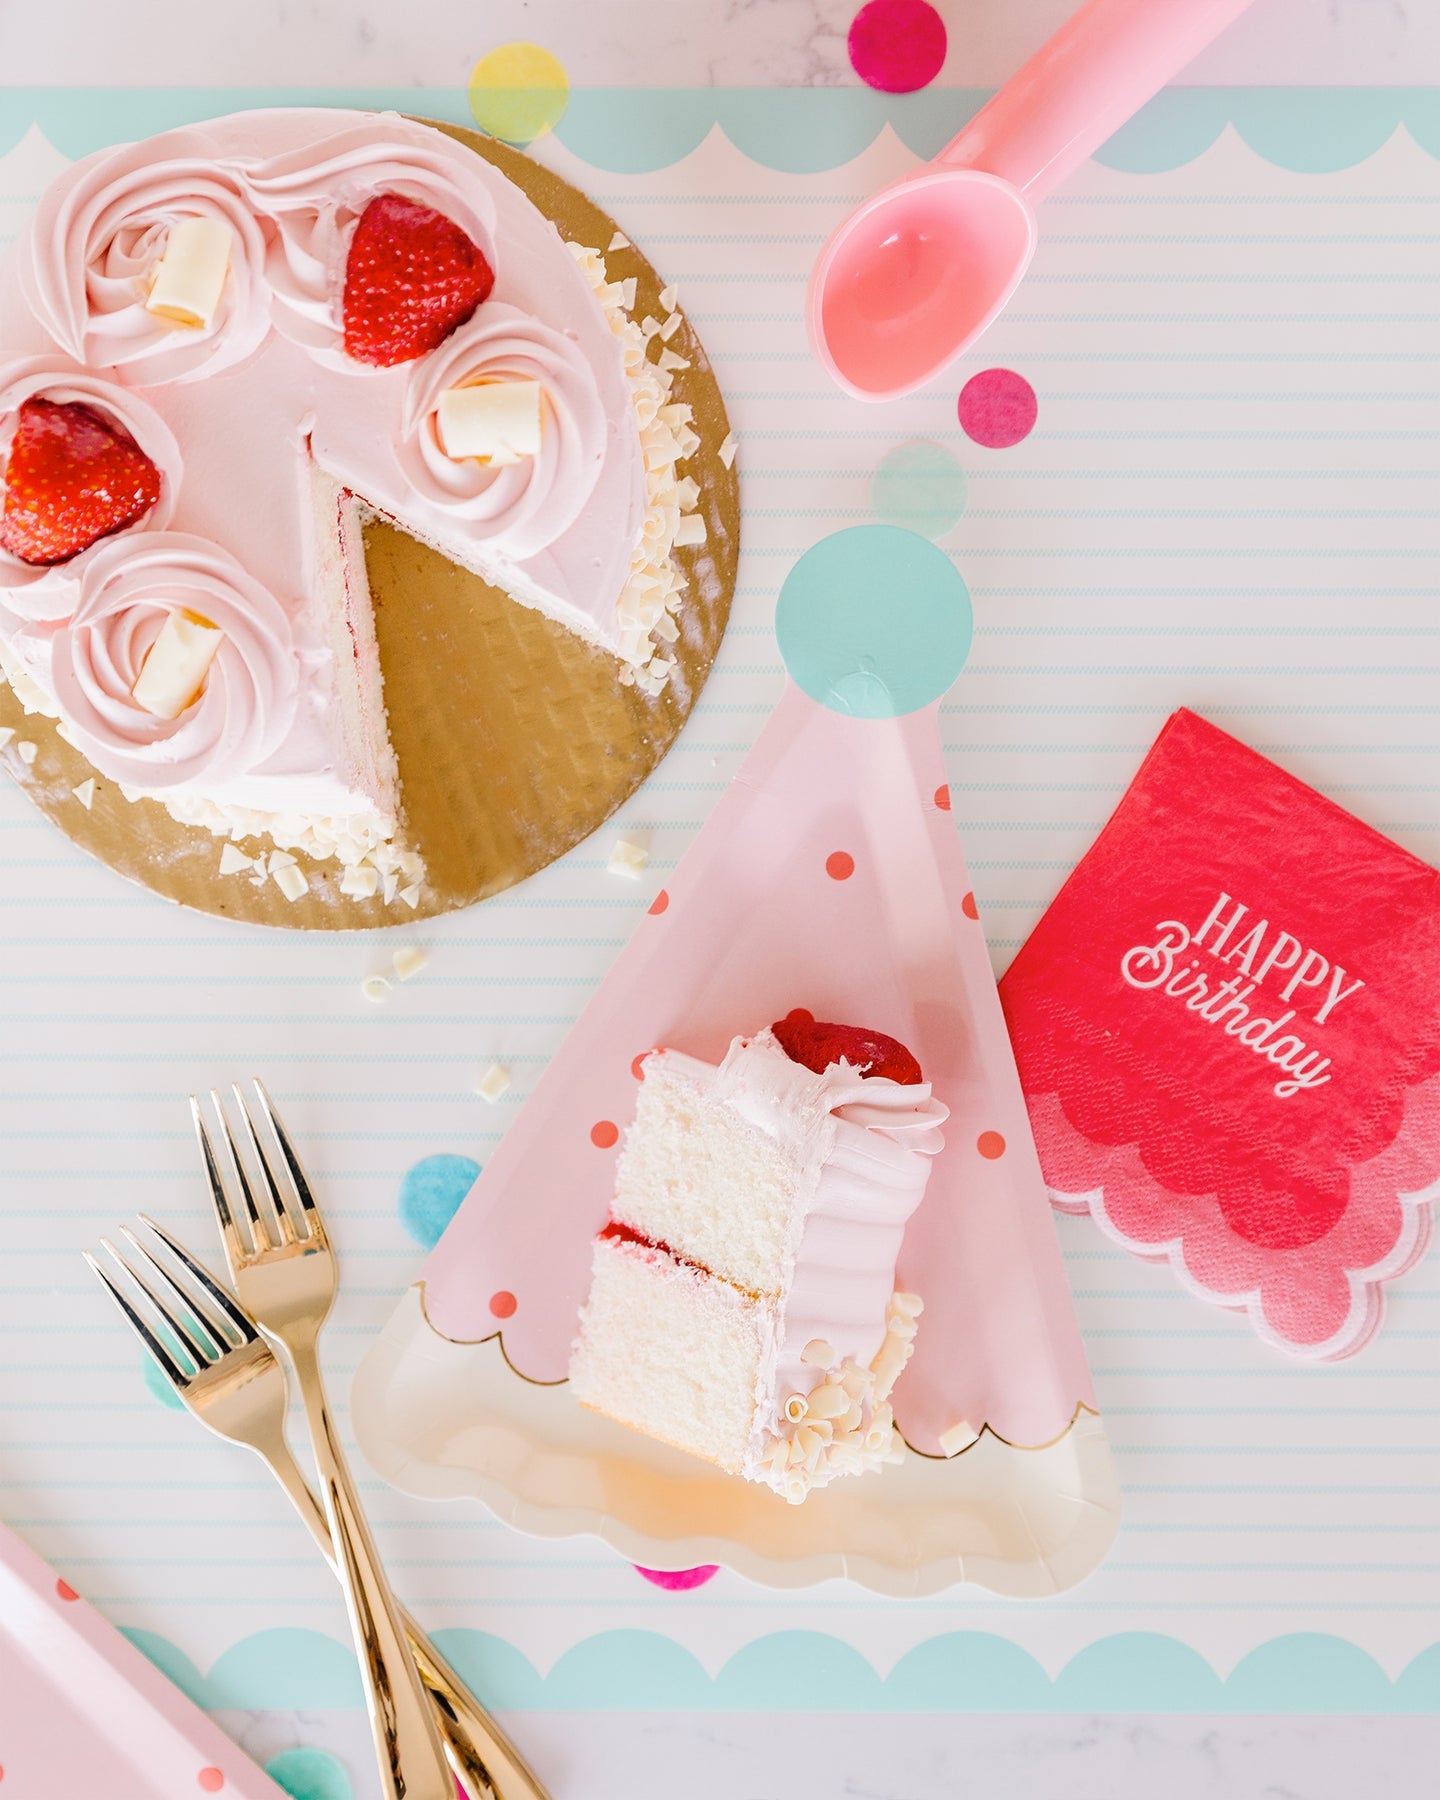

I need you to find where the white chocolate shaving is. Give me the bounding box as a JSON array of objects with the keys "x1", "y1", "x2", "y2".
[
  {"x1": 272, "y1": 862, "x2": 308, "y2": 902},
  {"x1": 218, "y1": 843, "x2": 253, "y2": 875},
  {"x1": 938, "y1": 1419, "x2": 980, "y2": 1457},
  {"x1": 145, "y1": 216, "x2": 232, "y2": 328},
  {"x1": 392, "y1": 946, "x2": 428, "y2": 981},
  {"x1": 71, "y1": 779, "x2": 95, "y2": 810},
  {"x1": 475, "y1": 1062, "x2": 511, "y2": 1103},
  {"x1": 607, "y1": 838, "x2": 648, "y2": 879},
  {"x1": 361, "y1": 974, "x2": 391, "y2": 1004},
  {"x1": 17, "y1": 741, "x2": 36, "y2": 765}
]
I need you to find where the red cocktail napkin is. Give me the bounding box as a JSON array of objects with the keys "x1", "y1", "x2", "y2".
[{"x1": 999, "y1": 709, "x2": 1440, "y2": 1359}]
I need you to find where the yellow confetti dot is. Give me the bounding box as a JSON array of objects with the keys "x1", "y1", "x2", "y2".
[{"x1": 468, "y1": 42, "x2": 570, "y2": 145}]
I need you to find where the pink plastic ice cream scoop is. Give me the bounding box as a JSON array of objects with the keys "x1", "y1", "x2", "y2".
[{"x1": 808, "y1": 0, "x2": 1259, "y2": 400}]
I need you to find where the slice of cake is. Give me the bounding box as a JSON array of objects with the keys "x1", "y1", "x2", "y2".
[{"x1": 569, "y1": 1010, "x2": 947, "y2": 1502}]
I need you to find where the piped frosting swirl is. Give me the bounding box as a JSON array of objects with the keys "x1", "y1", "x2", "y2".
[
  {"x1": 239, "y1": 124, "x2": 499, "y2": 367},
  {"x1": 398, "y1": 303, "x2": 606, "y2": 559},
  {"x1": 0, "y1": 360, "x2": 180, "y2": 619},
  {"x1": 19, "y1": 129, "x2": 271, "y2": 387},
  {"x1": 43, "y1": 531, "x2": 300, "y2": 790}
]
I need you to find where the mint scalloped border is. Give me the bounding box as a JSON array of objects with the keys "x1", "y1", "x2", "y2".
[
  {"x1": 5, "y1": 88, "x2": 1440, "y2": 174},
  {"x1": 121, "y1": 1625, "x2": 1440, "y2": 1714}
]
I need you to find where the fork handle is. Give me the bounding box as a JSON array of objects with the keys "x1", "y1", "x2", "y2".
[
  {"x1": 291, "y1": 1339, "x2": 455, "y2": 1800},
  {"x1": 261, "y1": 1430, "x2": 547, "y2": 1800}
]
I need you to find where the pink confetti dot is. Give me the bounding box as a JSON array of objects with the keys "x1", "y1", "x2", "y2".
[
  {"x1": 634, "y1": 1563, "x2": 720, "y2": 1591},
  {"x1": 958, "y1": 369, "x2": 1038, "y2": 449},
  {"x1": 961, "y1": 891, "x2": 979, "y2": 921},
  {"x1": 489, "y1": 1290, "x2": 517, "y2": 1319},
  {"x1": 55, "y1": 1578, "x2": 78, "y2": 1602},
  {"x1": 197, "y1": 1772, "x2": 225, "y2": 1794},
  {"x1": 648, "y1": 889, "x2": 670, "y2": 915},
  {"x1": 848, "y1": 0, "x2": 947, "y2": 94},
  {"x1": 591, "y1": 1120, "x2": 619, "y2": 1149},
  {"x1": 933, "y1": 783, "x2": 951, "y2": 811},
  {"x1": 826, "y1": 851, "x2": 855, "y2": 881},
  {"x1": 977, "y1": 1131, "x2": 1007, "y2": 1160}
]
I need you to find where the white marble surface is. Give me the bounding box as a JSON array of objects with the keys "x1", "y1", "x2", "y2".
[{"x1": 5, "y1": 4, "x2": 1439, "y2": 1798}]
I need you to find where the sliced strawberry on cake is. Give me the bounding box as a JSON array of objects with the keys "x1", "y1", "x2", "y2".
[
  {"x1": 569, "y1": 1019, "x2": 948, "y2": 1501},
  {"x1": 342, "y1": 193, "x2": 495, "y2": 367},
  {"x1": 0, "y1": 397, "x2": 162, "y2": 566}
]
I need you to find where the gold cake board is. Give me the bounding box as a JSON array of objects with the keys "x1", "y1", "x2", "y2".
[{"x1": 0, "y1": 123, "x2": 738, "y2": 929}]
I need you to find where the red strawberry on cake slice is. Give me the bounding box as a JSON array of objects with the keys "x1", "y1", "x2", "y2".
[
  {"x1": 570, "y1": 1019, "x2": 948, "y2": 1501},
  {"x1": 342, "y1": 192, "x2": 496, "y2": 367},
  {"x1": 0, "y1": 397, "x2": 162, "y2": 566}
]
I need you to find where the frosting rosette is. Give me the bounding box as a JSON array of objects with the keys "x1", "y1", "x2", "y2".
[
  {"x1": 45, "y1": 532, "x2": 299, "y2": 791},
  {"x1": 0, "y1": 360, "x2": 180, "y2": 621},
  {"x1": 239, "y1": 124, "x2": 498, "y2": 367},
  {"x1": 397, "y1": 304, "x2": 606, "y2": 559},
  {"x1": 18, "y1": 129, "x2": 271, "y2": 386}
]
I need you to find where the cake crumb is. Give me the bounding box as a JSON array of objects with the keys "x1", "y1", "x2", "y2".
[
  {"x1": 272, "y1": 862, "x2": 308, "y2": 902},
  {"x1": 392, "y1": 945, "x2": 428, "y2": 982},
  {"x1": 607, "y1": 230, "x2": 630, "y2": 252},
  {"x1": 718, "y1": 432, "x2": 737, "y2": 469},
  {"x1": 398, "y1": 883, "x2": 422, "y2": 910},
  {"x1": 475, "y1": 1062, "x2": 511, "y2": 1104},
  {"x1": 938, "y1": 1419, "x2": 980, "y2": 1456},
  {"x1": 361, "y1": 974, "x2": 390, "y2": 1004},
  {"x1": 219, "y1": 843, "x2": 253, "y2": 876},
  {"x1": 71, "y1": 779, "x2": 96, "y2": 810},
  {"x1": 17, "y1": 740, "x2": 37, "y2": 765},
  {"x1": 607, "y1": 838, "x2": 648, "y2": 879}
]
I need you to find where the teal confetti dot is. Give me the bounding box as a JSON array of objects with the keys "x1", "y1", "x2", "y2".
[
  {"x1": 264, "y1": 1748, "x2": 352, "y2": 1800},
  {"x1": 775, "y1": 524, "x2": 972, "y2": 718},
  {"x1": 141, "y1": 1352, "x2": 185, "y2": 1412},
  {"x1": 398, "y1": 1152, "x2": 482, "y2": 1249},
  {"x1": 870, "y1": 440, "x2": 968, "y2": 538}
]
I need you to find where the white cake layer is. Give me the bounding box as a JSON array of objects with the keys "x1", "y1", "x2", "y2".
[{"x1": 570, "y1": 1234, "x2": 769, "y2": 1475}]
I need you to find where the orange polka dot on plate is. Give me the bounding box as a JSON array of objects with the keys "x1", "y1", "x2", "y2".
[
  {"x1": 489, "y1": 1290, "x2": 517, "y2": 1319},
  {"x1": 934, "y1": 783, "x2": 951, "y2": 811},
  {"x1": 55, "y1": 1578, "x2": 78, "y2": 1602},
  {"x1": 961, "y1": 891, "x2": 979, "y2": 920},
  {"x1": 826, "y1": 851, "x2": 855, "y2": 881},
  {"x1": 591, "y1": 1120, "x2": 619, "y2": 1149},
  {"x1": 197, "y1": 1772, "x2": 224, "y2": 1794},
  {"x1": 977, "y1": 1131, "x2": 1006, "y2": 1159},
  {"x1": 649, "y1": 889, "x2": 669, "y2": 915}
]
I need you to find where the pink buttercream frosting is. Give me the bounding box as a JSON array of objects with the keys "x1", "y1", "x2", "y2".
[
  {"x1": 239, "y1": 123, "x2": 499, "y2": 369},
  {"x1": 43, "y1": 531, "x2": 300, "y2": 790},
  {"x1": 0, "y1": 359, "x2": 180, "y2": 619},
  {"x1": 18, "y1": 129, "x2": 272, "y2": 388},
  {"x1": 397, "y1": 303, "x2": 606, "y2": 559}
]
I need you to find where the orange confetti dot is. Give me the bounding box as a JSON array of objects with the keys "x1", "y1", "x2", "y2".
[
  {"x1": 934, "y1": 784, "x2": 951, "y2": 811},
  {"x1": 197, "y1": 1772, "x2": 225, "y2": 1795},
  {"x1": 489, "y1": 1290, "x2": 517, "y2": 1319},
  {"x1": 977, "y1": 1131, "x2": 1006, "y2": 1159},
  {"x1": 649, "y1": 889, "x2": 670, "y2": 915},
  {"x1": 961, "y1": 891, "x2": 979, "y2": 920},
  {"x1": 826, "y1": 851, "x2": 855, "y2": 881},
  {"x1": 55, "y1": 1579, "x2": 78, "y2": 1602},
  {"x1": 591, "y1": 1120, "x2": 619, "y2": 1148}
]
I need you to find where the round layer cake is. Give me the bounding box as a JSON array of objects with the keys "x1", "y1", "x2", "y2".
[{"x1": 0, "y1": 109, "x2": 729, "y2": 915}]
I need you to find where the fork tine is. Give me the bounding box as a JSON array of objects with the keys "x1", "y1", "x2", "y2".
[
  {"x1": 191, "y1": 1094, "x2": 252, "y2": 1271},
  {"x1": 251, "y1": 1079, "x2": 325, "y2": 1245},
  {"x1": 135, "y1": 1213, "x2": 258, "y2": 1346},
  {"x1": 92, "y1": 1236, "x2": 217, "y2": 1374},
  {"x1": 84, "y1": 1249, "x2": 194, "y2": 1394},
  {"x1": 208, "y1": 1088, "x2": 272, "y2": 1253},
  {"x1": 231, "y1": 1083, "x2": 299, "y2": 1247}
]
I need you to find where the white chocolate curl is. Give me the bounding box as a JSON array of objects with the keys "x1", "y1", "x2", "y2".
[
  {"x1": 43, "y1": 532, "x2": 299, "y2": 791},
  {"x1": 144, "y1": 216, "x2": 233, "y2": 329},
  {"x1": 18, "y1": 128, "x2": 271, "y2": 385},
  {"x1": 0, "y1": 359, "x2": 180, "y2": 619},
  {"x1": 238, "y1": 125, "x2": 497, "y2": 367},
  {"x1": 398, "y1": 304, "x2": 606, "y2": 561}
]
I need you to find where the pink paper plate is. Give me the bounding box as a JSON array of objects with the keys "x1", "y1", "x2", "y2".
[
  {"x1": 353, "y1": 686, "x2": 1119, "y2": 1597},
  {"x1": 0, "y1": 1520, "x2": 282, "y2": 1797}
]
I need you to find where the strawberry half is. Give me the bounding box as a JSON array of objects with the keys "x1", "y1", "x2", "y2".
[
  {"x1": 771, "y1": 1008, "x2": 923, "y2": 1086},
  {"x1": 0, "y1": 397, "x2": 162, "y2": 567},
  {"x1": 342, "y1": 193, "x2": 495, "y2": 368}
]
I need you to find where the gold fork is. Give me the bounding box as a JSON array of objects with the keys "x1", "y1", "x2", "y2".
[
  {"x1": 188, "y1": 1082, "x2": 456, "y2": 1800},
  {"x1": 87, "y1": 1216, "x2": 548, "y2": 1800}
]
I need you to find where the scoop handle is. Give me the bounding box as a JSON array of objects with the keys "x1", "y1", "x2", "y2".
[{"x1": 937, "y1": 0, "x2": 1257, "y2": 200}]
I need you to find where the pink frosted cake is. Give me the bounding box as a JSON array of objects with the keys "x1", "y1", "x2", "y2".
[
  {"x1": 0, "y1": 108, "x2": 706, "y2": 902},
  {"x1": 569, "y1": 1010, "x2": 947, "y2": 1502}
]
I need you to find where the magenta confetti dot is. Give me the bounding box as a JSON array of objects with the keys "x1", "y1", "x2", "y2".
[
  {"x1": 958, "y1": 369, "x2": 1038, "y2": 449},
  {"x1": 634, "y1": 1564, "x2": 720, "y2": 1591},
  {"x1": 847, "y1": 0, "x2": 947, "y2": 94}
]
